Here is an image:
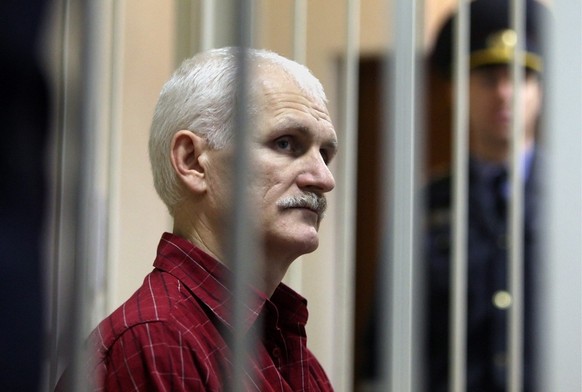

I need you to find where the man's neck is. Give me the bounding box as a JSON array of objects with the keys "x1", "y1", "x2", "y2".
[
  {"x1": 470, "y1": 137, "x2": 535, "y2": 166},
  {"x1": 173, "y1": 224, "x2": 289, "y2": 298}
]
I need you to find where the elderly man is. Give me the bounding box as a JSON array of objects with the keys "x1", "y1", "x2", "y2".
[{"x1": 88, "y1": 47, "x2": 337, "y2": 390}]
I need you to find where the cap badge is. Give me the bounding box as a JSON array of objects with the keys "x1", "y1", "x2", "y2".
[{"x1": 486, "y1": 29, "x2": 517, "y2": 55}]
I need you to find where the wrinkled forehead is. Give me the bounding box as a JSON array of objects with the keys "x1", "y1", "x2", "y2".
[
  {"x1": 260, "y1": 68, "x2": 324, "y2": 110},
  {"x1": 253, "y1": 66, "x2": 336, "y2": 141}
]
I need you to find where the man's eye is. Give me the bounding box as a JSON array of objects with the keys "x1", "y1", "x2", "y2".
[{"x1": 275, "y1": 137, "x2": 292, "y2": 150}]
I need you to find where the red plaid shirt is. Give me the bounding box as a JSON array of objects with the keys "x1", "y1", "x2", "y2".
[{"x1": 90, "y1": 233, "x2": 333, "y2": 391}]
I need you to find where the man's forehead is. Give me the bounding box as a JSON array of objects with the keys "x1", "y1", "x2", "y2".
[
  {"x1": 255, "y1": 70, "x2": 327, "y2": 111},
  {"x1": 249, "y1": 62, "x2": 336, "y2": 137},
  {"x1": 253, "y1": 65, "x2": 295, "y2": 93}
]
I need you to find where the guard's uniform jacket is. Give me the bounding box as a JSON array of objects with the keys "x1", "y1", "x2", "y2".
[{"x1": 425, "y1": 156, "x2": 539, "y2": 392}]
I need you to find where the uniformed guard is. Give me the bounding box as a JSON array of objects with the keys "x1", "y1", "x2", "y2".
[{"x1": 426, "y1": 0, "x2": 549, "y2": 391}]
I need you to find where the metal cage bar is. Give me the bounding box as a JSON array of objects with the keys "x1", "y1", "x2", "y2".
[
  {"x1": 508, "y1": 1, "x2": 526, "y2": 391},
  {"x1": 332, "y1": 0, "x2": 360, "y2": 390},
  {"x1": 229, "y1": 2, "x2": 258, "y2": 392},
  {"x1": 450, "y1": 1, "x2": 471, "y2": 390},
  {"x1": 200, "y1": 0, "x2": 217, "y2": 51},
  {"x1": 293, "y1": 0, "x2": 307, "y2": 65},
  {"x1": 538, "y1": 0, "x2": 582, "y2": 390},
  {"x1": 380, "y1": 0, "x2": 424, "y2": 390}
]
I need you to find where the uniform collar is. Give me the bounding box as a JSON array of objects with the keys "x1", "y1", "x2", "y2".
[{"x1": 471, "y1": 146, "x2": 535, "y2": 184}]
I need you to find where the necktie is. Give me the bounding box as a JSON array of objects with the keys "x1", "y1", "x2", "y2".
[{"x1": 493, "y1": 169, "x2": 508, "y2": 218}]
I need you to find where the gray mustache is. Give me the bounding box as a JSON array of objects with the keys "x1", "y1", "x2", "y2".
[{"x1": 277, "y1": 193, "x2": 327, "y2": 218}]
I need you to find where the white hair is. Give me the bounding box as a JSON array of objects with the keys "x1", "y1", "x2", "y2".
[{"x1": 149, "y1": 47, "x2": 328, "y2": 215}]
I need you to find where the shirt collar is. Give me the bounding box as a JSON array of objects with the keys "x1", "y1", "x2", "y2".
[
  {"x1": 153, "y1": 232, "x2": 308, "y2": 332},
  {"x1": 471, "y1": 146, "x2": 535, "y2": 184}
]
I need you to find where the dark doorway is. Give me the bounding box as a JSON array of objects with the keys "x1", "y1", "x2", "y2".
[{"x1": 352, "y1": 55, "x2": 452, "y2": 389}]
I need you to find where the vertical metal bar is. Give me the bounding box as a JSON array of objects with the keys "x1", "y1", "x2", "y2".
[
  {"x1": 48, "y1": 0, "x2": 72, "y2": 387},
  {"x1": 229, "y1": 1, "x2": 257, "y2": 391},
  {"x1": 200, "y1": 0, "x2": 216, "y2": 51},
  {"x1": 105, "y1": 0, "x2": 124, "y2": 318},
  {"x1": 284, "y1": 0, "x2": 308, "y2": 293},
  {"x1": 508, "y1": 1, "x2": 526, "y2": 391},
  {"x1": 67, "y1": 0, "x2": 113, "y2": 389},
  {"x1": 539, "y1": 0, "x2": 582, "y2": 390},
  {"x1": 450, "y1": 1, "x2": 470, "y2": 391},
  {"x1": 380, "y1": 0, "x2": 421, "y2": 390},
  {"x1": 333, "y1": 1, "x2": 360, "y2": 390},
  {"x1": 293, "y1": 0, "x2": 307, "y2": 65},
  {"x1": 69, "y1": 0, "x2": 97, "y2": 384}
]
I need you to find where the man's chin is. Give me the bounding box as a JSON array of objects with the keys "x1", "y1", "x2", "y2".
[
  {"x1": 272, "y1": 233, "x2": 320, "y2": 258},
  {"x1": 300, "y1": 230, "x2": 320, "y2": 254}
]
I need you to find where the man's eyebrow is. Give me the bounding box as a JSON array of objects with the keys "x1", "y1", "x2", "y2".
[
  {"x1": 275, "y1": 118, "x2": 335, "y2": 136},
  {"x1": 273, "y1": 118, "x2": 338, "y2": 150},
  {"x1": 273, "y1": 118, "x2": 309, "y2": 133}
]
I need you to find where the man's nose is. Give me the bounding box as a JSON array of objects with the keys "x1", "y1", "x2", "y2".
[
  {"x1": 297, "y1": 149, "x2": 336, "y2": 193},
  {"x1": 496, "y1": 78, "x2": 513, "y2": 99}
]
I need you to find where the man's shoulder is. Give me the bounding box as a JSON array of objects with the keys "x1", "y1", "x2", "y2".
[
  {"x1": 91, "y1": 269, "x2": 208, "y2": 353},
  {"x1": 425, "y1": 170, "x2": 453, "y2": 205},
  {"x1": 82, "y1": 266, "x2": 236, "y2": 391}
]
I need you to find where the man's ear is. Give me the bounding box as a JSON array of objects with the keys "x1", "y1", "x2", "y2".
[{"x1": 170, "y1": 130, "x2": 208, "y2": 194}]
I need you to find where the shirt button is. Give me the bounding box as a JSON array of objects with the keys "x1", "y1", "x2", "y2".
[
  {"x1": 493, "y1": 290, "x2": 512, "y2": 309},
  {"x1": 272, "y1": 347, "x2": 282, "y2": 358}
]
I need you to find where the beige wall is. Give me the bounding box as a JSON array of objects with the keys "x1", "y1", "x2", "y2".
[{"x1": 109, "y1": 0, "x2": 174, "y2": 309}]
